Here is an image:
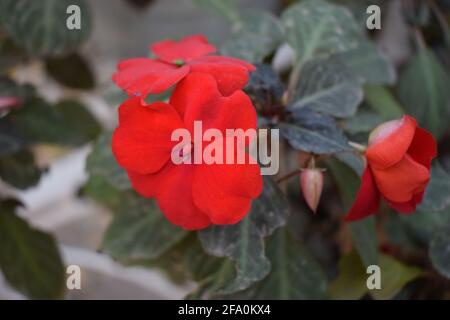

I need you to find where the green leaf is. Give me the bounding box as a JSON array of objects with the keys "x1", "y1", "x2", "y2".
[
  {"x1": 282, "y1": 0, "x2": 362, "y2": 66},
  {"x1": 0, "y1": 199, "x2": 65, "y2": 299},
  {"x1": 344, "y1": 109, "x2": 383, "y2": 135},
  {"x1": 194, "y1": 0, "x2": 240, "y2": 23},
  {"x1": 45, "y1": 53, "x2": 95, "y2": 89},
  {"x1": 198, "y1": 176, "x2": 288, "y2": 295},
  {"x1": 244, "y1": 64, "x2": 284, "y2": 111},
  {"x1": 233, "y1": 228, "x2": 328, "y2": 299},
  {"x1": 279, "y1": 108, "x2": 351, "y2": 154},
  {"x1": 221, "y1": 11, "x2": 284, "y2": 63},
  {"x1": 0, "y1": 119, "x2": 25, "y2": 156},
  {"x1": 430, "y1": 223, "x2": 450, "y2": 279},
  {"x1": 289, "y1": 59, "x2": 363, "y2": 118},
  {"x1": 364, "y1": 85, "x2": 404, "y2": 121},
  {"x1": 398, "y1": 48, "x2": 450, "y2": 138},
  {"x1": 350, "y1": 217, "x2": 378, "y2": 267},
  {"x1": 86, "y1": 131, "x2": 131, "y2": 190},
  {"x1": 330, "y1": 251, "x2": 422, "y2": 300},
  {"x1": 102, "y1": 193, "x2": 188, "y2": 264},
  {"x1": 418, "y1": 163, "x2": 450, "y2": 212},
  {"x1": 327, "y1": 158, "x2": 379, "y2": 267},
  {"x1": 10, "y1": 97, "x2": 100, "y2": 146},
  {"x1": 0, "y1": 149, "x2": 42, "y2": 189},
  {"x1": 0, "y1": 0, "x2": 91, "y2": 55},
  {"x1": 332, "y1": 40, "x2": 396, "y2": 85},
  {"x1": 82, "y1": 174, "x2": 124, "y2": 210}
]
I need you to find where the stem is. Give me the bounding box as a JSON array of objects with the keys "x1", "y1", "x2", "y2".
[
  {"x1": 413, "y1": 27, "x2": 427, "y2": 50},
  {"x1": 349, "y1": 141, "x2": 367, "y2": 153},
  {"x1": 276, "y1": 169, "x2": 301, "y2": 184}
]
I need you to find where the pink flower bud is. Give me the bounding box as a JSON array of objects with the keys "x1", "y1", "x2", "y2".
[
  {"x1": 0, "y1": 96, "x2": 20, "y2": 112},
  {"x1": 300, "y1": 168, "x2": 324, "y2": 213}
]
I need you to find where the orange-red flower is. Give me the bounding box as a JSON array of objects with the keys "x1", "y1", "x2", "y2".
[
  {"x1": 345, "y1": 115, "x2": 437, "y2": 221},
  {"x1": 112, "y1": 73, "x2": 263, "y2": 230},
  {"x1": 112, "y1": 35, "x2": 255, "y2": 98}
]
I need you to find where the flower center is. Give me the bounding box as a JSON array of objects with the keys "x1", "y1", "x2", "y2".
[{"x1": 173, "y1": 59, "x2": 185, "y2": 67}]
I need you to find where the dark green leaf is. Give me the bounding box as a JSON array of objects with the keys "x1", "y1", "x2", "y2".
[
  {"x1": 102, "y1": 192, "x2": 187, "y2": 264},
  {"x1": 364, "y1": 85, "x2": 404, "y2": 121},
  {"x1": 398, "y1": 48, "x2": 450, "y2": 138},
  {"x1": 343, "y1": 109, "x2": 383, "y2": 134},
  {"x1": 418, "y1": 163, "x2": 450, "y2": 212},
  {"x1": 332, "y1": 40, "x2": 396, "y2": 85},
  {"x1": 327, "y1": 158, "x2": 379, "y2": 267},
  {"x1": 198, "y1": 176, "x2": 288, "y2": 295},
  {"x1": 0, "y1": 0, "x2": 91, "y2": 55},
  {"x1": 0, "y1": 119, "x2": 25, "y2": 156},
  {"x1": 280, "y1": 108, "x2": 351, "y2": 154},
  {"x1": 233, "y1": 228, "x2": 328, "y2": 299},
  {"x1": 194, "y1": 0, "x2": 240, "y2": 23},
  {"x1": 11, "y1": 98, "x2": 100, "y2": 146},
  {"x1": 86, "y1": 131, "x2": 131, "y2": 190},
  {"x1": 221, "y1": 11, "x2": 283, "y2": 63},
  {"x1": 430, "y1": 223, "x2": 450, "y2": 279},
  {"x1": 45, "y1": 53, "x2": 95, "y2": 89},
  {"x1": 282, "y1": 0, "x2": 362, "y2": 66},
  {"x1": 0, "y1": 199, "x2": 65, "y2": 299},
  {"x1": 289, "y1": 59, "x2": 363, "y2": 118},
  {"x1": 0, "y1": 149, "x2": 42, "y2": 189},
  {"x1": 0, "y1": 35, "x2": 25, "y2": 74},
  {"x1": 245, "y1": 64, "x2": 284, "y2": 111}
]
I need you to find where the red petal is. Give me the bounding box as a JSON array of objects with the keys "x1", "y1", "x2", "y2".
[
  {"x1": 192, "y1": 144, "x2": 263, "y2": 225},
  {"x1": 151, "y1": 35, "x2": 216, "y2": 63},
  {"x1": 112, "y1": 58, "x2": 189, "y2": 97},
  {"x1": 407, "y1": 127, "x2": 437, "y2": 170},
  {"x1": 170, "y1": 73, "x2": 257, "y2": 136},
  {"x1": 366, "y1": 115, "x2": 417, "y2": 169},
  {"x1": 344, "y1": 168, "x2": 380, "y2": 221},
  {"x1": 129, "y1": 163, "x2": 211, "y2": 230},
  {"x1": 371, "y1": 154, "x2": 430, "y2": 203},
  {"x1": 387, "y1": 191, "x2": 424, "y2": 213},
  {"x1": 189, "y1": 56, "x2": 254, "y2": 96},
  {"x1": 112, "y1": 98, "x2": 185, "y2": 175}
]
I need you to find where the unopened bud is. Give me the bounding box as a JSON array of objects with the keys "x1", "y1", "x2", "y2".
[{"x1": 300, "y1": 168, "x2": 324, "y2": 213}]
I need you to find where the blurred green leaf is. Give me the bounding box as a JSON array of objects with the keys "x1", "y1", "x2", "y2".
[
  {"x1": 10, "y1": 98, "x2": 100, "y2": 146},
  {"x1": 232, "y1": 228, "x2": 328, "y2": 299},
  {"x1": 0, "y1": 149, "x2": 42, "y2": 189},
  {"x1": 344, "y1": 109, "x2": 383, "y2": 134},
  {"x1": 86, "y1": 132, "x2": 131, "y2": 190},
  {"x1": 102, "y1": 192, "x2": 188, "y2": 264},
  {"x1": 418, "y1": 163, "x2": 450, "y2": 212},
  {"x1": 289, "y1": 59, "x2": 363, "y2": 118},
  {"x1": 0, "y1": 120, "x2": 25, "y2": 156},
  {"x1": 221, "y1": 11, "x2": 284, "y2": 63},
  {"x1": 282, "y1": 0, "x2": 361, "y2": 67},
  {"x1": 430, "y1": 223, "x2": 450, "y2": 279},
  {"x1": 364, "y1": 85, "x2": 404, "y2": 121},
  {"x1": 280, "y1": 108, "x2": 351, "y2": 154},
  {"x1": 330, "y1": 251, "x2": 422, "y2": 300},
  {"x1": 245, "y1": 64, "x2": 284, "y2": 112},
  {"x1": 398, "y1": 48, "x2": 450, "y2": 138},
  {"x1": 45, "y1": 53, "x2": 95, "y2": 89},
  {"x1": 83, "y1": 174, "x2": 124, "y2": 209},
  {"x1": 332, "y1": 41, "x2": 396, "y2": 85},
  {"x1": 198, "y1": 176, "x2": 288, "y2": 295},
  {"x1": 327, "y1": 158, "x2": 379, "y2": 267},
  {"x1": 0, "y1": 199, "x2": 65, "y2": 299},
  {"x1": 0, "y1": 0, "x2": 91, "y2": 55},
  {"x1": 194, "y1": 0, "x2": 240, "y2": 23}
]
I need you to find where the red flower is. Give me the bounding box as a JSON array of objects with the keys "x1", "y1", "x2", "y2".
[
  {"x1": 112, "y1": 73, "x2": 263, "y2": 230},
  {"x1": 112, "y1": 35, "x2": 255, "y2": 98},
  {"x1": 345, "y1": 115, "x2": 437, "y2": 221}
]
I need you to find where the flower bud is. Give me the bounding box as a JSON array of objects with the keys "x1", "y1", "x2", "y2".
[{"x1": 300, "y1": 168, "x2": 324, "y2": 213}]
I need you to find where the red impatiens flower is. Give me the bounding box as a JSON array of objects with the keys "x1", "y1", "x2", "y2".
[
  {"x1": 112, "y1": 73, "x2": 263, "y2": 230},
  {"x1": 112, "y1": 35, "x2": 255, "y2": 98},
  {"x1": 345, "y1": 115, "x2": 437, "y2": 221}
]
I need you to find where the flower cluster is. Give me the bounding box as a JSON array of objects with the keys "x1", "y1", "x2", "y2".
[{"x1": 112, "y1": 35, "x2": 263, "y2": 230}]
